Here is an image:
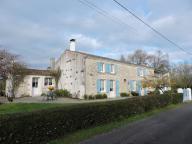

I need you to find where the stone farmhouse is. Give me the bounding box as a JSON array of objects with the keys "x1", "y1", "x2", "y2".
[{"x1": 6, "y1": 39, "x2": 155, "y2": 99}]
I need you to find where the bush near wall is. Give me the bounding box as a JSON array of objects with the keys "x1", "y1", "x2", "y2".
[
  {"x1": 131, "y1": 91, "x2": 139, "y2": 96},
  {"x1": 53, "y1": 89, "x2": 71, "y2": 97},
  {"x1": 84, "y1": 94, "x2": 107, "y2": 100},
  {"x1": 0, "y1": 93, "x2": 182, "y2": 144}
]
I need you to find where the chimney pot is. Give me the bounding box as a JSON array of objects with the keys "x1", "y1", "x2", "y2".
[{"x1": 69, "y1": 39, "x2": 76, "y2": 51}]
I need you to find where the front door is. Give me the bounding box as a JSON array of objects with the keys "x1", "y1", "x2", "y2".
[{"x1": 32, "y1": 77, "x2": 39, "y2": 96}]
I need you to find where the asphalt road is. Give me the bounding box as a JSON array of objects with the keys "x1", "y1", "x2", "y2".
[{"x1": 80, "y1": 103, "x2": 192, "y2": 144}]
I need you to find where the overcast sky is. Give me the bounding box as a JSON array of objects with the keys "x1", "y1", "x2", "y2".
[{"x1": 0, "y1": 0, "x2": 192, "y2": 68}]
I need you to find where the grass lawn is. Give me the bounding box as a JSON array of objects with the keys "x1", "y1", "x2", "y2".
[
  {"x1": 49, "y1": 104, "x2": 183, "y2": 144},
  {"x1": 0, "y1": 103, "x2": 68, "y2": 115}
]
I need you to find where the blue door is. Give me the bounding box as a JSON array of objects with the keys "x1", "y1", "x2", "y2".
[
  {"x1": 116, "y1": 80, "x2": 120, "y2": 97},
  {"x1": 137, "y1": 80, "x2": 142, "y2": 96}
]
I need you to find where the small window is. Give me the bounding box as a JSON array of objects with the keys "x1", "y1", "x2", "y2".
[
  {"x1": 110, "y1": 80, "x2": 114, "y2": 91},
  {"x1": 110, "y1": 64, "x2": 115, "y2": 73},
  {"x1": 44, "y1": 78, "x2": 53, "y2": 86},
  {"x1": 32, "y1": 77, "x2": 38, "y2": 88}
]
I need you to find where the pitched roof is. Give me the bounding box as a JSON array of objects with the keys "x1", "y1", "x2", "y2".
[
  {"x1": 25, "y1": 69, "x2": 52, "y2": 76},
  {"x1": 65, "y1": 50, "x2": 154, "y2": 69}
]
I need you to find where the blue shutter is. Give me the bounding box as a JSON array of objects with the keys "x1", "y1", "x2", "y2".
[
  {"x1": 129, "y1": 80, "x2": 134, "y2": 91},
  {"x1": 144, "y1": 88, "x2": 147, "y2": 95},
  {"x1": 106, "y1": 80, "x2": 110, "y2": 93},
  {"x1": 144, "y1": 69, "x2": 148, "y2": 76},
  {"x1": 97, "y1": 79, "x2": 101, "y2": 93},
  {"x1": 137, "y1": 80, "x2": 142, "y2": 96},
  {"x1": 116, "y1": 80, "x2": 120, "y2": 97},
  {"x1": 109, "y1": 64, "x2": 111, "y2": 73},
  {"x1": 105, "y1": 64, "x2": 109, "y2": 73}
]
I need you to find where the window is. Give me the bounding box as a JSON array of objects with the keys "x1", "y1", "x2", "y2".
[
  {"x1": 100, "y1": 79, "x2": 105, "y2": 92},
  {"x1": 97, "y1": 62, "x2": 105, "y2": 73},
  {"x1": 100, "y1": 63, "x2": 105, "y2": 72},
  {"x1": 144, "y1": 69, "x2": 148, "y2": 76},
  {"x1": 32, "y1": 77, "x2": 38, "y2": 88},
  {"x1": 110, "y1": 80, "x2": 114, "y2": 91},
  {"x1": 44, "y1": 78, "x2": 53, "y2": 86},
  {"x1": 137, "y1": 67, "x2": 144, "y2": 76},
  {"x1": 110, "y1": 64, "x2": 115, "y2": 73}
]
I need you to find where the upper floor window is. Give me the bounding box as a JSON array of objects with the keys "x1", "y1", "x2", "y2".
[
  {"x1": 44, "y1": 78, "x2": 53, "y2": 86},
  {"x1": 137, "y1": 67, "x2": 143, "y2": 76},
  {"x1": 110, "y1": 64, "x2": 115, "y2": 73},
  {"x1": 144, "y1": 69, "x2": 149, "y2": 76},
  {"x1": 97, "y1": 62, "x2": 105, "y2": 73}
]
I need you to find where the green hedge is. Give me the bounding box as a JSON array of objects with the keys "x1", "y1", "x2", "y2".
[
  {"x1": 0, "y1": 93, "x2": 182, "y2": 144},
  {"x1": 84, "y1": 93, "x2": 107, "y2": 100}
]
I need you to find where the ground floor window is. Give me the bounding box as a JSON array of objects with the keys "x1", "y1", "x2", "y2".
[
  {"x1": 32, "y1": 77, "x2": 39, "y2": 88},
  {"x1": 110, "y1": 80, "x2": 114, "y2": 91},
  {"x1": 44, "y1": 78, "x2": 53, "y2": 86},
  {"x1": 100, "y1": 79, "x2": 105, "y2": 92}
]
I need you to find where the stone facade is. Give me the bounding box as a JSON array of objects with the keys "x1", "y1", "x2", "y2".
[{"x1": 55, "y1": 50, "x2": 154, "y2": 99}]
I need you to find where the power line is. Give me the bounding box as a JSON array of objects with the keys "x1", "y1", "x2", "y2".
[
  {"x1": 78, "y1": 0, "x2": 136, "y2": 32},
  {"x1": 113, "y1": 0, "x2": 192, "y2": 56}
]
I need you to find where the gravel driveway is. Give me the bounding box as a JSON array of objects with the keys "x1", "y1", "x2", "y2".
[{"x1": 80, "y1": 103, "x2": 192, "y2": 144}]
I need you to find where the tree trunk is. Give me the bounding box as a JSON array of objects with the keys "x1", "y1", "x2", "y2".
[{"x1": 6, "y1": 74, "x2": 14, "y2": 98}]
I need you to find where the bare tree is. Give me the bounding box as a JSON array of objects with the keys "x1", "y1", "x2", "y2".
[
  {"x1": 149, "y1": 50, "x2": 169, "y2": 74},
  {"x1": 50, "y1": 67, "x2": 61, "y2": 90},
  {"x1": 127, "y1": 49, "x2": 151, "y2": 65},
  {"x1": 0, "y1": 49, "x2": 26, "y2": 99},
  {"x1": 170, "y1": 64, "x2": 192, "y2": 89},
  {"x1": 125, "y1": 49, "x2": 169, "y2": 74}
]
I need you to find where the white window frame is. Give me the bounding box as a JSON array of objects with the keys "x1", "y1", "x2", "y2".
[
  {"x1": 110, "y1": 80, "x2": 114, "y2": 92},
  {"x1": 100, "y1": 79, "x2": 106, "y2": 92},
  {"x1": 100, "y1": 63, "x2": 105, "y2": 73},
  {"x1": 44, "y1": 77, "x2": 53, "y2": 86},
  {"x1": 110, "y1": 64, "x2": 115, "y2": 73},
  {"x1": 140, "y1": 69, "x2": 144, "y2": 76},
  {"x1": 32, "y1": 77, "x2": 39, "y2": 88}
]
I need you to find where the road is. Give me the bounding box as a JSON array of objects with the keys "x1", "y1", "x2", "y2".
[{"x1": 80, "y1": 103, "x2": 192, "y2": 144}]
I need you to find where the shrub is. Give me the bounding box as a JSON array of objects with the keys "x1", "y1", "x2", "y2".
[
  {"x1": 0, "y1": 93, "x2": 183, "y2": 144},
  {"x1": 84, "y1": 94, "x2": 88, "y2": 100},
  {"x1": 131, "y1": 91, "x2": 139, "y2": 96},
  {"x1": 120, "y1": 92, "x2": 129, "y2": 97},
  {"x1": 88, "y1": 95, "x2": 95, "y2": 100},
  {"x1": 53, "y1": 89, "x2": 71, "y2": 97},
  {"x1": 0, "y1": 90, "x2": 5, "y2": 97},
  {"x1": 148, "y1": 89, "x2": 160, "y2": 96},
  {"x1": 103, "y1": 93, "x2": 107, "y2": 98},
  {"x1": 95, "y1": 93, "x2": 107, "y2": 99},
  {"x1": 41, "y1": 93, "x2": 47, "y2": 97}
]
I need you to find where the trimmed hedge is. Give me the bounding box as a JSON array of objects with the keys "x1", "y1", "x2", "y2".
[
  {"x1": 84, "y1": 93, "x2": 107, "y2": 100},
  {"x1": 0, "y1": 93, "x2": 182, "y2": 144}
]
